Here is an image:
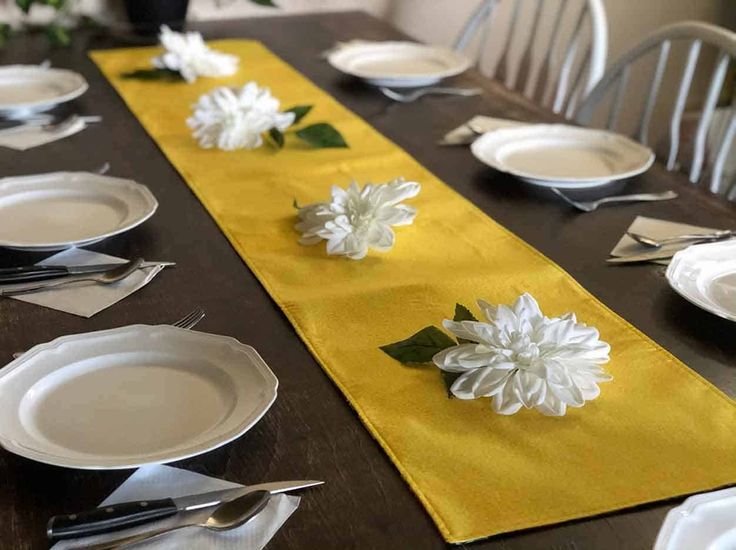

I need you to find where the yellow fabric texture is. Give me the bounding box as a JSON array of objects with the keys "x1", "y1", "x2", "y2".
[{"x1": 91, "y1": 41, "x2": 736, "y2": 543}]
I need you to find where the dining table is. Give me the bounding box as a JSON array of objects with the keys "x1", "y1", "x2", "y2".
[{"x1": 0, "y1": 10, "x2": 734, "y2": 550}]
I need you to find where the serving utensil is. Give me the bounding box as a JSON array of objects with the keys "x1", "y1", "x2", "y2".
[
  {"x1": 0, "y1": 258, "x2": 143, "y2": 296},
  {"x1": 379, "y1": 86, "x2": 482, "y2": 103},
  {"x1": 79, "y1": 490, "x2": 272, "y2": 550},
  {"x1": 552, "y1": 189, "x2": 678, "y2": 212},
  {"x1": 627, "y1": 229, "x2": 734, "y2": 248},
  {"x1": 49, "y1": 479, "x2": 322, "y2": 541}
]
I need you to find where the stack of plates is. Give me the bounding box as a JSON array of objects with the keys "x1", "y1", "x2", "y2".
[
  {"x1": 666, "y1": 240, "x2": 736, "y2": 322},
  {"x1": 0, "y1": 171, "x2": 158, "y2": 251},
  {"x1": 327, "y1": 41, "x2": 470, "y2": 88},
  {"x1": 0, "y1": 65, "x2": 88, "y2": 117},
  {"x1": 471, "y1": 124, "x2": 655, "y2": 189},
  {"x1": 0, "y1": 325, "x2": 278, "y2": 469}
]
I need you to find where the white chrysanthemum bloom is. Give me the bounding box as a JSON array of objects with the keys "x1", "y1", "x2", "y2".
[
  {"x1": 187, "y1": 83, "x2": 295, "y2": 150},
  {"x1": 433, "y1": 293, "x2": 611, "y2": 417},
  {"x1": 153, "y1": 25, "x2": 239, "y2": 83},
  {"x1": 295, "y1": 178, "x2": 421, "y2": 260}
]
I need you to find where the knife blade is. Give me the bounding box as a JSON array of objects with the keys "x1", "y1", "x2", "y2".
[
  {"x1": 47, "y1": 479, "x2": 323, "y2": 541},
  {"x1": 606, "y1": 250, "x2": 679, "y2": 264},
  {"x1": 0, "y1": 261, "x2": 174, "y2": 284}
]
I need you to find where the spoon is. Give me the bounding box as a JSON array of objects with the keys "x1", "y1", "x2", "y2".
[
  {"x1": 0, "y1": 259, "x2": 143, "y2": 297},
  {"x1": 82, "y1": 490, "x2": 271, "y2": 550},
  {"x1": 627, "y1": 230, "x2": 735, "y2": 248}
]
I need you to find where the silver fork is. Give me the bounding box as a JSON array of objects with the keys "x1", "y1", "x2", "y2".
[
  {"x1": 11, "y1": 307, "x2": 205, "y2": 359},
  {"x1": 379, "y1": 86, "x2": 483, "y2": 103},
  {"x1": 551, "y1": 188, "x2": 678, "y2": 212}
]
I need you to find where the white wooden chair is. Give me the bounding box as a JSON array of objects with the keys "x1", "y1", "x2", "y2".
[
  {"x1": 575, "y1": 22, "x2": 736, "y2": 200},
  {"x1": 454, "y1": 0, "x2": 608, "y2": 118}
]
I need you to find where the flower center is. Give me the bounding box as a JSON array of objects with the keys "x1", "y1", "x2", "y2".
[{"x1": 507, "y1": 332, "x2": 540, "y2": 367}]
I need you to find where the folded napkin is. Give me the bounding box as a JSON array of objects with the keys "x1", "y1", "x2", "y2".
[
  {"x1": 610, "y1": 216, "x2": 720, "y2": 265},
  {"x1": 439, "y1": 115, "x2": 526, "y2": 145},
  {"x1": 8, "y1": 248, "x2": 167, "y2": 317},
  {"x1": 52, "y1": 465, "x2": 300, "y2": 550},
  {"x1": 0, "y1": 116, "x2": 89, "y2": 151}
]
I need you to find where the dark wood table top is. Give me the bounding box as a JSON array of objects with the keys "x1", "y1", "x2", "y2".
[{"x1": 0, "y1": 10, "x2": 734, "y2": 550}]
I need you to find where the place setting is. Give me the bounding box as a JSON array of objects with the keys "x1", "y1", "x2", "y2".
[
  {"x1": 324, "y1": 39, "x2": 482, "y2": 103},
  {"x1": 0, "y1": 62, "x2": 101, "y2": 150}
]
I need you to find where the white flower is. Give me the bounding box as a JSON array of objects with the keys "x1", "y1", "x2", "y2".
[
  {"x1": 187, "y1": 83, "x2": 295, "y2": 150},
  {"x1": 153, "y1": 25, "x2": 239, "y2": 83},
  {"x1": 433, "y1": 293, "x2": 611, "y2": 417},
  {"x1": 295, "y1": 178, "x2": 421, "y2": 260}
]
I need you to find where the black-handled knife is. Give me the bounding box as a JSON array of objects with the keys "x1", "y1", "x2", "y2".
[
  {"x1": 47, "y1": 479, "x2": 323, "y2": 541},
  {"x1": 0, "y1": 263, "x2": 127, "y2": 284}
]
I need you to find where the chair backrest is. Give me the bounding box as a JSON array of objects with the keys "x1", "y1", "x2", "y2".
[
  {"x1": 575, "y1": 22, "x2": 736, "y2": 199},
  {"x1": 455, "y1": 0, "x2": 608, "y2": 118}
]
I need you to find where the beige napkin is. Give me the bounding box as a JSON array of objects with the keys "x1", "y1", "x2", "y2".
[
  {"x1": 0, "y1": 117, "x2": 88, "y2": 150},
  {"x1": 439, "y1": 115, "x2": 526, "y2": 145},
  {"x1": 52, "y1": 465, "x2": 300, "y2": 550},
  {"x1": 8, "y1": 248, "x2": 167, "y2": 317},
  {"x1": 610, "y1": 216, "x2": 720, "y2": 265}
]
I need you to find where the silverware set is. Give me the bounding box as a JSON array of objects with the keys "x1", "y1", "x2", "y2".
[{"x1": 54, "y1": 480, "x2": 324, "y2": 548}]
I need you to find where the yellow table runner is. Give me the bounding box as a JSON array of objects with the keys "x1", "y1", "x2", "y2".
[{"x1": 92, "y1": 41, "x2": 736, "y2": 543}]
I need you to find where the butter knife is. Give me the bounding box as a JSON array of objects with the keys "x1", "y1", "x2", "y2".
[{"x1": 47, "y1": 479, "x2": 324, "y2": 541}]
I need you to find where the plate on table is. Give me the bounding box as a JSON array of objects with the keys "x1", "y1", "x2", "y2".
[
  {"x1": 655, "y1": 488, "x2": 736, "y2": 549},
  {"x1": 666, "y1": 239, "x2": 736, "y2": 322},
  {"x1": 0, "y1": 171, "x2": 158, "y2": 251},
  {"x1": 0, "y1": 65, "x2": 88, "y2": 116},
  {"x1": 327, "y1": 41, "x2": 470, "y2": 87},
  {"x1": 0, "y1": 325, "x2": 279, "y2": 469},
  {"x1": 470, "y1": 124, "x2": 655, "y2": 189}
]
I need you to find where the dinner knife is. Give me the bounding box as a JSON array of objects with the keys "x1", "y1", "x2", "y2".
[
  {"x1": 0, "y1": 261, "x2": 174, "y2": 284},
  {"x1": 606, "y1": 250, "x2": 679, "y2": 264},
  {"x1": 47, "y1": 479, "x2": 324, "y2": 541}
]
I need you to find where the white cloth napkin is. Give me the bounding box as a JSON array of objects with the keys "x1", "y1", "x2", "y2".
[
  {"x1": 52, "y1": 465, "x2": 300, "y2": 550},
  {"x1": 610, "y1": 216, "x2": 720, "y2": 265},
  {"x1": 9, "y1": 248, "x2": 167, "y2": 317},
  {"x1": 439, "y1": 115, "x2": 527, "y2": 145},
  {"x1": 0, "y1": 117, "x2": 87, "y2": 150}
]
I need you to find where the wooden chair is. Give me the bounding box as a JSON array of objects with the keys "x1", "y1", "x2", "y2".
[
  {"x1": 454, "y1": 0, "x2": 608, "y2": 118},
  {"x1": 575, "y1": 22, "x2": 736, "y2": 200}
]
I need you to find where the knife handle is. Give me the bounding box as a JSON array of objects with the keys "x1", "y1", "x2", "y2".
[
  {"x1": 47, "y1": 498, "x2": 178, "y2": 541},
  {"x1": 0, "y1": 265, "x2": 69, "y2": 284}
]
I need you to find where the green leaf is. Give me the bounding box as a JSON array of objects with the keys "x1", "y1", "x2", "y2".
[
  {"x1": 296, "y1": 123, "x2": 348, "y2": 149},
  {"x1": 40, "y1": 0, "x2": 66, "y2": 8},
  {"x1": 45, "y1": 24, "x2": 70, "y2": 47},
  {"x1": 269, "y1": 128, "x2": 284, "y2": 149},
  {"x1": 121, "y1": 68, "x2": 184, "y2": 81},
  {"x1": 442, "y1": 371, "x2": 462, "y2": 398},
  {"x1": 284, "y1": 105, "x2": 312, "y2": 125},
  {"x1": 380, "y1": 326, "x2": 456, "y2": 364},
  {"x1": 292, "y1": 198, "x2": 301, "y2": 210},
  {"x1": 0, "y1": 24, "x2": 11, "y2": 49},
  {"x1": 453, "y1": 303, "x2": 478, "y2": 322},
  {"x1": 16, "y1": 0, "x2": 34, "y2": 14},
  {"x1": 453, "y1": 303, "x2": 478, "y2": 344},
  {"x1": 249, "y1": 0, "x2": 278, "y2": 6}
]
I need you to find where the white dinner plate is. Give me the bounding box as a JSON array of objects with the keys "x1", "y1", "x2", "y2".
[
  {"x1": 655, "y1": 488, "x2": 736, "y2": 550},
  {"x1": 0, "y1": 65, "x2": 88, "y2": 116},
  {"x1": 0, "y1": 171, "x2": 158, "y2": 251},
  {"x1": 470, "y1": 124, "x2": 655, "y2": 189},
  {"x1": 0, "y1": 325, "x2": 279, "y2": 469},
  {"x1": 327, "y1": 41, "x2": 470, "y2": 87},
  {"x1": 666, "y1": 239, "x2": 736, "y2": 322}
]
